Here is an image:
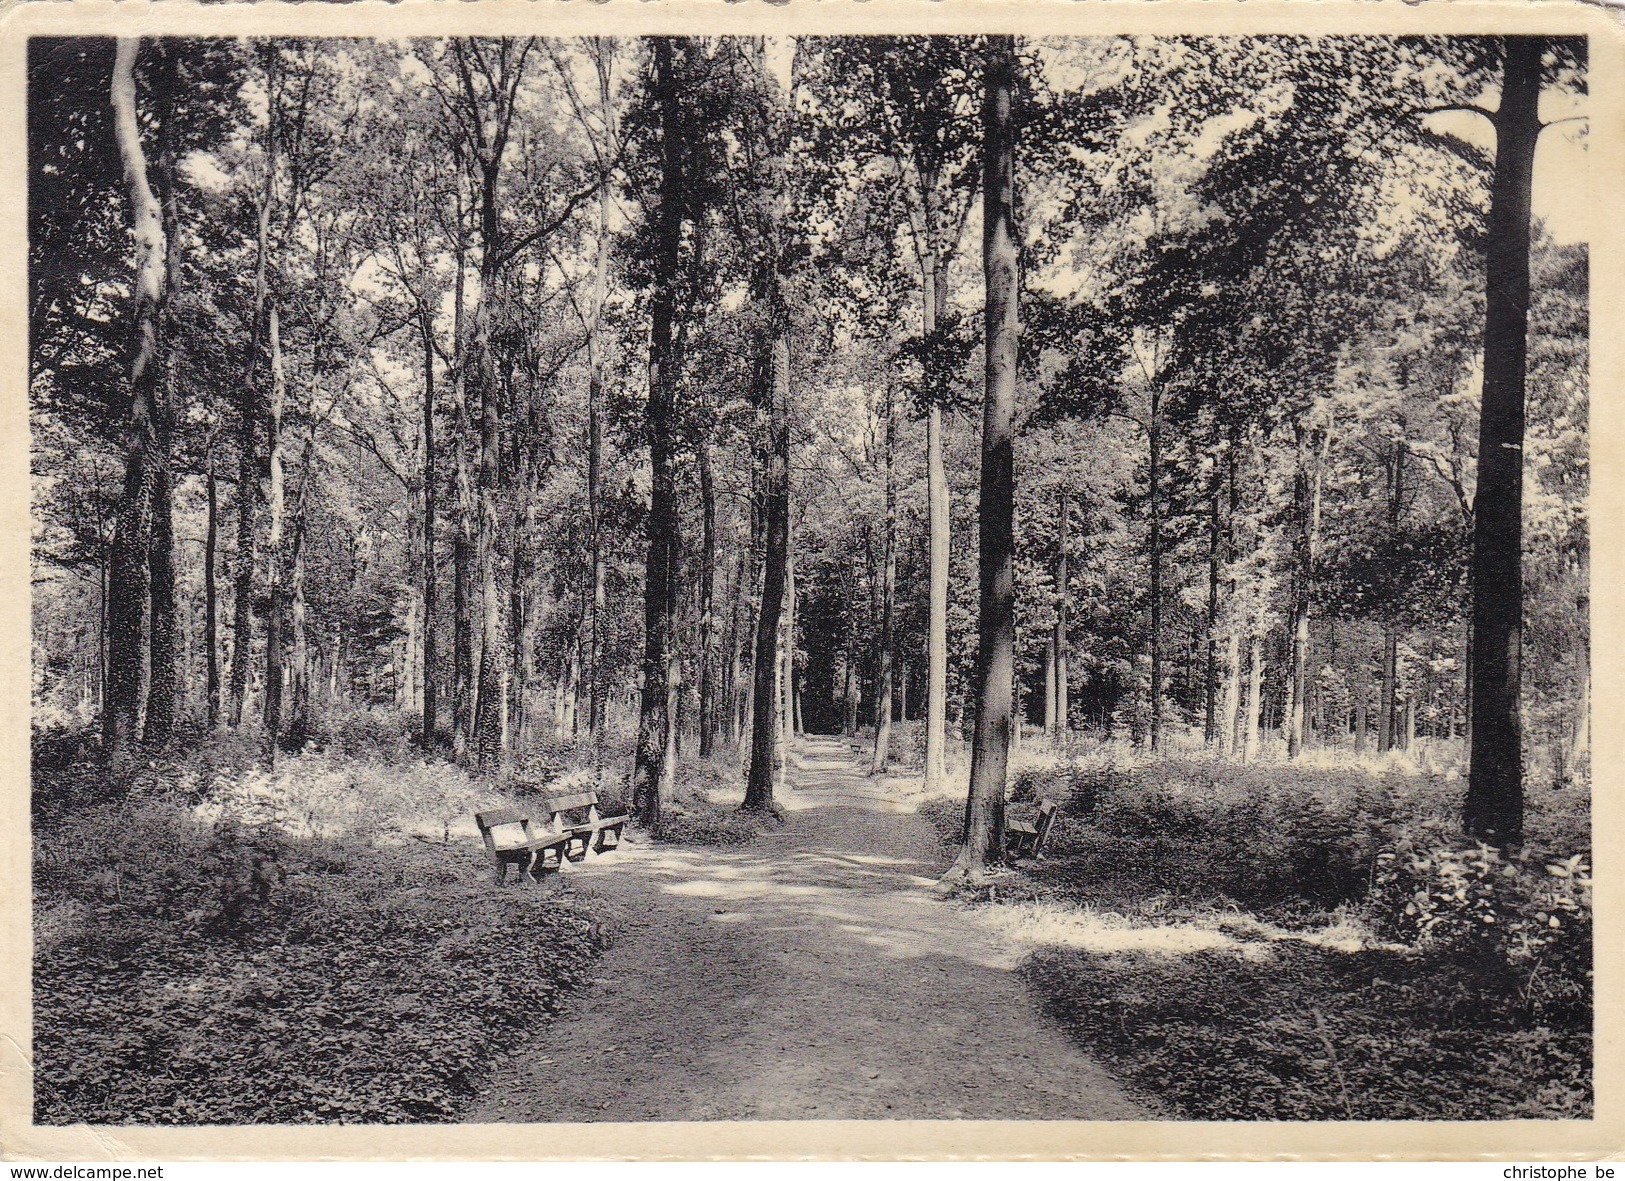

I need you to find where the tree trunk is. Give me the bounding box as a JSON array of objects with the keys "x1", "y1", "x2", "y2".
[
  {"x1": 143, "y1": 51, "x2": 180, "y2": 748},
  {"x1": 1570, "y1": 666, "x2": 1590, "y2": 763},
  {"x1": 582, "y1": 43, "x2": 615, "y2": 775},
  {"x1": 1148, "y1": 383, "x2": 1163, "y2": 751},
  {"x1": 948, "y1": 35, "x2": 1017, "y2": 881},
  {"x1": 451, "y1": 216, "x2": 475, "y2": 761},
  {"x1": 263, "y1": 304, "x2": 287, "y2": 752},
  {"x1": 229, "y1": 50, "x2": 278, "y2": 732},
  {"x1": 290, "y1": 516, "x2": 309, "y2": 733},
  {"x1": 1287, "y1": 423, "x2": 1329, "y2": 759},
  {"x1": 922, "y1": 228, "x2": 950, "y2": 791},
  {"x1": 698, "y1": 440, "x2": 718, "y2": 757},
  {"x1": 1055, "y1": 486, "x2": 1070, "y2": 738},
  {"x1": 727, "y1": 547, "x2": 746, "y2": 746},
  {"x1": 1219, "y1": 437, "x2": 1241, "y2": 757},
  {"x1": 471, "y1": 198, "x2": 505, "y2": 770},
  {"x1": 1203, "y1": 469, "x2": 1221, "y2": 746},
  {"x1": 145, "y1": 449, "x2": 176, "y2": 745},
  {"x1": 1220, "y1": 629, "x2": 1241, "y2": 757},
  {"x1": 870, "y1": 379, "x2": 897, "y2": 774},
  {"x1": 205, "y1": 442, "x2": 221, "y2": 729},
  {"x1": 783, "y1": 526, "x2": 797, "y2": 743},
  {"x1": 104, "y1": 37, "x2": 168, "y2": 769},
  {"x1": 1243, "y1": 633, "x2": 1263, "y2": 763},
  {"x1": 633, "y1": 38, "x2": 684, "y2": 829},
  {"x1": 1043, "y1": 634, "x2": 1056, "y2": 734},
  {"x1": 420, "y1": 311, "x2": 439, "y2": 749},
  {"x1": 744, "y1": 330, "x2": 791, "y2": 813},
  {"x1": 1466, "y1": 35, "x2": 1543, "y2": 843}
]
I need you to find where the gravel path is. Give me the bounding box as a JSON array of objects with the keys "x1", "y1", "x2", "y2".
[{"x1": 469, "y1": 736, "x2": 1149, "y2": 1122}]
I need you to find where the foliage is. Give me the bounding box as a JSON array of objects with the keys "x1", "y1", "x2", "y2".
[
  {"x1": 1025, "y1": 941, "x2": 1590, "y2": 1120},
  {"x1": 1010, "y1": 752, "x2": 1591, "y2": 1119},
  {"x1": 33, "y1": 776, "x2": 602, "y2": 1124},
  {"x1": 659, "y1": 801, "x2": 763, "y2": 847},
  {"x1": 1368, "y1": 841, "x2": 1591, "y2": 1022}
]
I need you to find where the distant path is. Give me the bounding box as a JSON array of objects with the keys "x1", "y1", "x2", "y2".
[{"x1": 470, "y1": 736, "x2": 1149, "y2": 1122}]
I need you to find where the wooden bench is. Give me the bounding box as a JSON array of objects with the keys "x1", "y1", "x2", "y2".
[
  {"x1": 1006, "y1": 799, "x2": 1058, "y2": 860},
  {"x1": 541, "y1": 790, "x2": 629, "y2": 861},
  {"x1": 474, "y1": 808, "x2": 576, "y2": 884}
]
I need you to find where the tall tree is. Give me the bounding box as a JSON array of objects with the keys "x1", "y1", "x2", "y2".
[
  {"x1": 631, "y1": 36, "x2": 685, "y2": 827},
  {"x1": 947, "y1": 35, "x2": 1017, "y2": 881},
  {"x1": 813, "y1": 38, "x2": 981, "y2": 792},
  {"x1": 869, "y1": 376, "x2": 897, "y2": 774},
  {"x1": 741, "y1": 37, "x2": 800, "y2": 816},
  {"x1": 1463, "y1": 36, "x2": 1552, "y2": 843},
  {"x1": 228, "y1": 45, "x2": 279, "y2": 730},
  {"x1": 142, "y1": 41, "x2": 182, "y2": 747},
  {"x1": 103, "y1": 37, "x2": 170, "y2": 769}
]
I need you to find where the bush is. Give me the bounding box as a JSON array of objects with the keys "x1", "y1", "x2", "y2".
[
  {"x1": 658, "y1": 800, "x2": 761, "y2": 846},
  {"x1": 1368, "y1": 839, "x2": 1592, "y2": 1023},
  {"x1": 1007, "y1": 753, "x2": 1592, "y2": 1121},
  {"x1": 326, "y1": 710, "x2": 417, "y2": 762},
  {"x1": 916, "y1": 795, "x2": 961, "y2": 848},
  {"x1": 1018, "y1": 758, "x2": 1468, "y2": 918}
]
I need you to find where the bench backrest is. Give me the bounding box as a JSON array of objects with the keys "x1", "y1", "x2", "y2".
[
  {"x1": 475, "y1": 808, "x2": 535, "y2": 854},
  {"x1": 1033, "y1": 800, "x2": 1059, "y2": 851},
  {"x1": 543, "y1": 792, "x2": 601, "y2": 824}
]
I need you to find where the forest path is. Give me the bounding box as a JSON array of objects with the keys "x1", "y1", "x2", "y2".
[{"x1": 468, "y1": 735, "x2": 1149, "y2": 1123}]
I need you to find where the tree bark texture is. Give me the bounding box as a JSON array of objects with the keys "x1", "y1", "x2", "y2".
[
  {"x1": 421, "y1": 310, "x2": 439, "y2": 749},
  {"x1": 229, "y1": 49, "x2": 278, "y2": 731},
  {"x1": 744, "y1": 331, "x2": 792, "y2": 813},
  {"x1": 205, "y1": 442, "x2": 221, "y2": 729},
  {"x1": 870, "y1": 379, "x2": 897, "y2": 774},
  {"x1": 1466, "y1": 35, "x2": 1543, "y2": 843},
  {"x1": 698, "y1": 440, "x2": 718, "y2": 757},
  {"x1": 104, "y1": 37, "x2": 168, "y2": 769},
  {"x1": 633, "y1": 37, "x2": 684, "y2": 828},
  {"x1": 948, "y1": 35, "x2": 1017, "y2": 880},
  {"x1": 922, "y1": 217, "x2": 951, "y2": 791}
]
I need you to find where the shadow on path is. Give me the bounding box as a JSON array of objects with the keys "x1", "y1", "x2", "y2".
[{"x1": 469, "y1": 736, "x2": 1151, "y2": 1122}]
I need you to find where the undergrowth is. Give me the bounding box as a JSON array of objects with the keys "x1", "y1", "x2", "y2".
[
  {"x1": 1025, "y1": 941, "x2": 1591, "y2": 1120},
  {"x1": 980, "y1": 753, "x2": 1592, "y2": 1120},
  {"x1": 32, "y1": 734, "x2": 605, "y2": 1124}
]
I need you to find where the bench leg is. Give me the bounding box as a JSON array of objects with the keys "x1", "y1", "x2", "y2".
[{"x1": 495, "y1": 860, "x2": 508, "y2": 886}]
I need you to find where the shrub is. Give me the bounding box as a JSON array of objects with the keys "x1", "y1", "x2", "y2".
[
  {"x1": 326, "y1": 710, "x2": 417, "y2": 763},
  {"x1": 1368, "y1": 838, "x2": 1592, "y2": 1023},
  {"x1": 916, "y1": 795, "x2": 961, "y2": 848},
  {"x1": 658, "y1": 800, "x2": 761, "y2": 846}
]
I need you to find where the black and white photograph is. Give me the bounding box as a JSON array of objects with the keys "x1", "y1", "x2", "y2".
[{"x1": 11, "y1": 1, "x2": 1614, "y2": 1158}]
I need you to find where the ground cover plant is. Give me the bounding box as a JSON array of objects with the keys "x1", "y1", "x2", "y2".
[
  {"x1": 32, "y1": 728, "x2": 605, "y2": 1125},
  {"x1": 947, "y1": 744, "x2": 1592, "y2": 1120}
]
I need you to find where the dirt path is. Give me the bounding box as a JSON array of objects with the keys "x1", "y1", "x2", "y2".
[{"x1": 470, "y1": 737, "x2": 1150, "y2": 1122}]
